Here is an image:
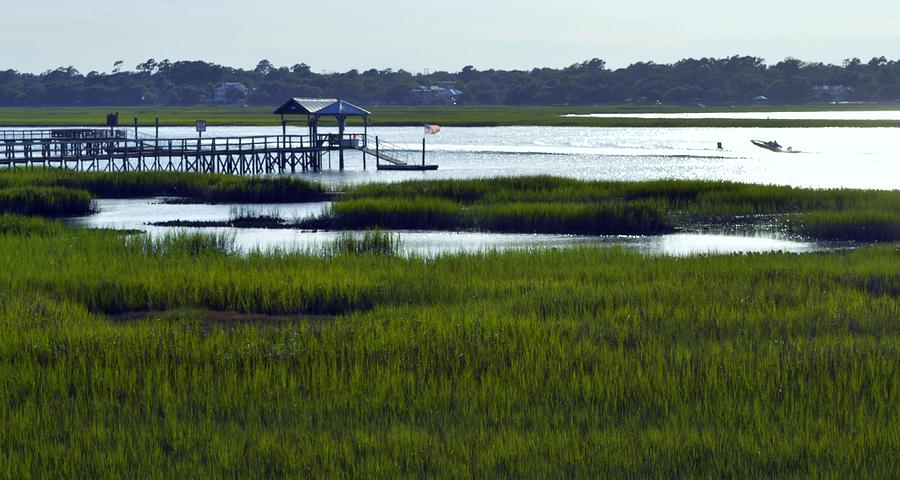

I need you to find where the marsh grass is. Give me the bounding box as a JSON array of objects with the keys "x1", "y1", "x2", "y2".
[
  {"x1": 0, "y1": 186, "x2": 94, "y2": 216},
  {"x1": 331, "y1": 197, "x2": 462, "y2": 230},
  {"x1": 325, "y1": 230, "x2": 402, "y2": 256},
  {"x1": 0, "y1": 169, "x2": 326, "y2": 203},
  {"x1": 0, "y1": 221, "x2": 897, "y2": 477},
  {"x1": 2, "y1": 171, "x2": 897, "y2": 240},
  {"x1": 330, "y1": 177, "x2": 900, "y2": 239},
  {"x1": 794, "y1": 210, "x2": 900, "y2": 241},
  {"x1": 1, "y1": 105, "x2": 898, "y2": 127},
  {"x1": 124, "y1": 230, "x2": 235, "y2": 257},
  {"x1": 0, "y1": 213, "x2": 66, "y2": 235}
]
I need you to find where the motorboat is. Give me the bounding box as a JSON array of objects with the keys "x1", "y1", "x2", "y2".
[
  {"x1": 751, "y1": 139, "x2": 782, "y2": 152},
  {"x1": 751, "y1": 140, "x2": 799, "y2": 153}
]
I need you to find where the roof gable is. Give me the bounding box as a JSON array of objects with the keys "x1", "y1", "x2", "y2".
[
  {"x1": 314, "y1": 100, "x2": 370, "y2": 117},
  {"x1": 273, "y1": 98, "x2": 369, "y2": 116}
]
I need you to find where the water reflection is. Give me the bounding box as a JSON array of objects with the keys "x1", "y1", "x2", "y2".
[{"x1": 69, "y1": 199, "x2": 839, "y2": 257}]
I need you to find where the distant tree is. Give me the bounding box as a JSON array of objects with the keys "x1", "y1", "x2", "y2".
[
  {"x1": 843, "y1": 58, "x2": 862, "y2": 69},
  {"x1": 291, "y1": 63, "x2": 312, "y2": 76},
  {"x1": 876, "y1": 84, "x2": 900, "y2": 101},
  {"x1": 136, "y1": 59, "x2": 157, "y2": 75},
  {"x1": 868, "y1": 56, "x2": 888, "y2": 67},
  {"x1": 766, "y1": 77, "x2": 811, "y2": 103},
  {"x1": 0, "y1": 55, "x2": 895, "y2": 107},
  {"x1": 774, "y1": 57, "x2": 803, "y2": 78},
  {"x1": 224, "y1": 85, "x2": 247, "y2": 104},
  {"x1": 163, "y1": 61, "x2": 224, "y2": 84},
  {"x1": 157, "y1": 59, "x2": 172, "y2": 73},
  {"x1": 255, "y1": 59, "x2": 275, "y2": 76},
  {"x1": 173, "y1": 85, "x2": 205, "y2": 105}
]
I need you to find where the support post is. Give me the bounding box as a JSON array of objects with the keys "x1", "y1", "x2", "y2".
[
  {"x1": 338, "y1": 116, "x2": 345, "y2": 171},
  {"x1": 133, "y1": 117, "x2": 138, "y2": 141},
  {"x1": 363, "y1": 117, "x2": 368, "y2": 170},
  {"x1": 154, "y1": 117, "x2": 160, "y2": 170},
  {"x1": 422, "y1": 138, "x2": 426, "y2": 166},
  {"x1": 376, "y1": 136, "x2": 379, "y2": 168},
  {"x1": 281, "y1": 119, "x2": 287, "y2": 169}
]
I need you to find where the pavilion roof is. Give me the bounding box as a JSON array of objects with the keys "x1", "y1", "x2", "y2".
[{"x1": 273, "y1": 98, "x2": 370, "y2": 117}]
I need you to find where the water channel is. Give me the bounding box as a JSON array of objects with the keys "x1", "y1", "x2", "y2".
[{"x1": 64, "y1": 121, "x2": 897, "y2": 256}]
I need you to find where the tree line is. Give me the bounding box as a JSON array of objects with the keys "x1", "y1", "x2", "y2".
[{"x1": 0, "y1": 56, "x2": 897, "y2": 107}]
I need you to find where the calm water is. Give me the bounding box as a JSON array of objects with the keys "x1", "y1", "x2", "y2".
[
  {"x1": 47, "y1": 123, "x2": 896, "y2": 255},
  {"x1": 134, "y1": 125, "x2": 900, "y2": 190},
  {"x1": 70, "y1": 199, "x2": 840, "y2": 257},
  {"x1": 564, "y1": 110, "x2": 900, "y2": 120}
]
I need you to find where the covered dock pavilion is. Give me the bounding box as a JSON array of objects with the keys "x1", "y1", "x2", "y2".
[{"x1": 274, "y1": 97, "x2": 371, "y2": 170}]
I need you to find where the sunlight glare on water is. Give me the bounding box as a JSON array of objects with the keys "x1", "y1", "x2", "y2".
[
  {"x1": 70, "y1": 199, "x2": 839, "y2": 257},
  {"x1": 132, "y1": 125, "x2": 899, "y2": 189},
  {"x1": 563, "y1": 110, "x2": 900, "y2": 120}
]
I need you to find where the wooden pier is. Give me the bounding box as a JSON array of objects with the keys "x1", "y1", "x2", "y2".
[
  {"x1": 1, "y1": 98, "x2": 437, "y2": 174},
  {"x1": 0, "y1": 128, "x2": 421, "y2": 174}
]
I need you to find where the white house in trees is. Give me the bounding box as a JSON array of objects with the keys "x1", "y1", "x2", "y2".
[{"x1": 214, "y1": 83, "x2": 250, "y2": 103}]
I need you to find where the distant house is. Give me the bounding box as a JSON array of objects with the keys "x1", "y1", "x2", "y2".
[
  {"x1": 214, "y1": 83, "x2": 249, "y2": 103},
  {"x1": 811, "y1": 85, "x2": 852, "y2": 102},
  {"x1": 439, "y1": 88, "x2": 463, "y2": 105},
  {"x1": 753, "y1": 95, "x2": 769, "y2": 104},
  {"x1": 407, "y1": 86, "x2": 463, "y2": 105}
]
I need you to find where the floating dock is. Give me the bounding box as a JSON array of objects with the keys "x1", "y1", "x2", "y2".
[{"x1": 377, "y1": 164, "x2": 438, "y2": 171}]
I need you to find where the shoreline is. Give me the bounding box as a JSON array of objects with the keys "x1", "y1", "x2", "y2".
[{"x1": 1, "y1": 105, "x2": 899, "y2": 128}]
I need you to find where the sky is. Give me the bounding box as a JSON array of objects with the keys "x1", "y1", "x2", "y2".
[{"x1": 1, "y1": 0, "x2": 898, "y2": 74}]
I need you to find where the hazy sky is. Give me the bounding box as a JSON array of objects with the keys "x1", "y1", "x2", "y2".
[{"x1": 2, "y1": 0, "x2": 898, "y2": 74}]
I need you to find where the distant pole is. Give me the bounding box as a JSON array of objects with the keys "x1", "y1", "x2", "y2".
[
  {"x1": 133, "y1": 116, "x2": 138, "y2": 140},
  {"x1": 422, "y1": 138, "x2": 426, "y2": 166},
  {"x1": 376, "y1": 136, "x2": 380, "y2": 168},
  {"x1": 155, "y1": 117, "x2": 159, "y2": 141}
]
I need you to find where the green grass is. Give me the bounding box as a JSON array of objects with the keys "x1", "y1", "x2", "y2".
[
  {"x1": 0, "y1": 218, "x2": 897, "y2": 477},
  {"x1": 3, "y1": 171, "x2": 898, "y2": 240},
  {"x1": 313, "y1": 177, "x2": 900, "y2": 240},
  {"x1": 0, "y1": 186, "x2": 94, "y2": 216},
  {"x1": 0, "y1": 105, "x2": 898, "y2": 127},
  {"x1": 0, "y1": 213, "x2": 68, "y2": 235},
  {"x1": 317, "y1": 197, "x2": 672, "y2": 235},
  {"x1": 794, "y1": 210, "x2": 900, "y2": 241},
  {"x1": 325, "y1": 230, "x2": 402, "y2": 256},
  {"x1": 0, "y1": 169, "x2": 327, "y2": 203}
]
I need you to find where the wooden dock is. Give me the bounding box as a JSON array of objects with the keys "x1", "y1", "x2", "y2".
[{"x1": 0, "y1": 128, "x2": 427, "y2": 174}]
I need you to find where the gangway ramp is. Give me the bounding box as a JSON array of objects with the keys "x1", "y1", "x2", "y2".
[{"x1": 362, "y1": 146, "x2": 405, "y2": 165}]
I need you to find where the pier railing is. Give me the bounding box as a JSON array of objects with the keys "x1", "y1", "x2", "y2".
[
  {"x1": 0, "y1": 128, "x2": 127, "y2": 141},
  {"x1": 0, "y1": 132, "x2": 390, "y2": 174},
  {"x1": 360, "y1": 136, "x2": 420, "y2": 166},
  {"x1": 0, "y1": 127, "x2": 439, "y2": 174},
  {"x1": 2, "y1": 134, "x2": 317, "y2": 173}
]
